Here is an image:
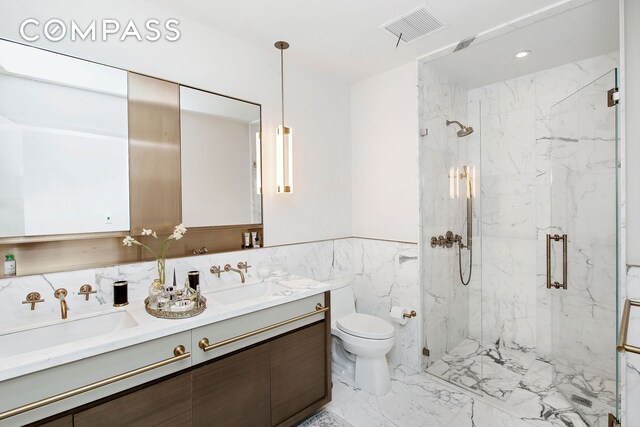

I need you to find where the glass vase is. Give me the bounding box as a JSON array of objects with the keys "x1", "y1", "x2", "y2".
[{"x1": 157, "y1": 258, "x2": 166, "y2": 285}]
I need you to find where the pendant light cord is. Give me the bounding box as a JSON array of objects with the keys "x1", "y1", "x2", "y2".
[{"x1": 280, "y1": 48, "x2": 285, "y2": 126}]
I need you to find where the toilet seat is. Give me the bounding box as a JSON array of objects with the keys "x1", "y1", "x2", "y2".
[{"x1": 336, "y1": 313, "x2": 394, "y2": 340}]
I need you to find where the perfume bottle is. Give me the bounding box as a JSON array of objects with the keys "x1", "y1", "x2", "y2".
[{"x1": 148, "y1": 279, "x2": 163, "y2": 309}]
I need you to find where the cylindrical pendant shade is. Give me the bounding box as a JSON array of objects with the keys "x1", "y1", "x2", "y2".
[{"x1": 276, "y1": 125, "x2": 293, "y2": 193}]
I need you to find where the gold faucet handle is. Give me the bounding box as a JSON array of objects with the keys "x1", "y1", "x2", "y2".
[
  {"x1": 237, "y1": 261, "x2": 252, "y2": 273},
  {"x1": 22, "y1": 292, "x2": 44, "y2": 310},
  {"x1": 210, "y1": 265, "x2": 221, "y2": 278},
  {"x1": 78, "y1": 284, "x2": 97, "y2": 301}
]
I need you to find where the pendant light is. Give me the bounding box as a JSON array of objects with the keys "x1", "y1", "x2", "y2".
[{"x1": 275, "y1": 41, "x2": 293, "y2": 193}]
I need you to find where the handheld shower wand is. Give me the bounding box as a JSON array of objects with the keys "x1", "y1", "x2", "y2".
[{"x1": 456, "y1": 165, "x2": 473, "y2": 286}]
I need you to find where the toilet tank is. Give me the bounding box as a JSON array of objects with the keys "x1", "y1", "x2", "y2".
[{"x1": 326, "y1": 278, "x2": 356, "y2": 320}]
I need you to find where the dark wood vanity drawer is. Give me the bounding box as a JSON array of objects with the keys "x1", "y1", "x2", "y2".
[{"x1": 73, "y1": 373, "x2": 192, "y2": 427}]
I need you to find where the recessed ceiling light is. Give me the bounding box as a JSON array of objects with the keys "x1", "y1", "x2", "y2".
[{"x1": 515, "y1": 50, "x2": 531, "y2": 58}]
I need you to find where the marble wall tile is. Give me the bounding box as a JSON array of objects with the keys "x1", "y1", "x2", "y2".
[
  {"x1": 419, "y1": 64, "x2": 471, "y2": 368},
  {"x1": 0, "y1": 237, "x2": 423, "y2": 376},
  {"x1": 625, "y1": 267, "x2": 640, "y2": 425},
  {"x1": 480, "y1": 174, "x2": 537, "y2": 240},
  {"x1": 351, "y1": 238, "x2": 421, "y2": 372},
  {"x1": 0, "y1": 239, "x2": 355, "y2": 325}
]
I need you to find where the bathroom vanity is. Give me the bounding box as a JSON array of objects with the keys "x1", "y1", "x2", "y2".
[{"x1": 0, "y1": 280, "x2": 332, "y2": 427}]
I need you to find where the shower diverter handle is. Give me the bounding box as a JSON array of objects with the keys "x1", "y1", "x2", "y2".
[{"x1": 430, "y1": 231, "x2": 461, "y2": 249}]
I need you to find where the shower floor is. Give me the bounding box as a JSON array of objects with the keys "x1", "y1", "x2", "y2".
[{"x1": 425, "y1": 338, "x2": 616, "y2": 426}]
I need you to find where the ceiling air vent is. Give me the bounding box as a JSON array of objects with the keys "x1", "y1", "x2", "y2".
[
  {"x1": 380, "y1": 4, "x2": 445, "y2": 44},
  {"x1": 453, "y1": 36, "x2": 476, "y2": 52}
]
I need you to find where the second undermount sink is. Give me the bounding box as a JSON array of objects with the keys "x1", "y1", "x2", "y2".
[
  {"x1": 207, "y1": 281, "x2": 293, "y2": 305},
  {"x1": 0, "y1": 310, "x2": 138, "y2": 358}
]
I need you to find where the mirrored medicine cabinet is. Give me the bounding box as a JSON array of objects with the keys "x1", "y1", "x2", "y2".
[{"x1": 0, "y1": 38, "x2": 263, "y2": 276}]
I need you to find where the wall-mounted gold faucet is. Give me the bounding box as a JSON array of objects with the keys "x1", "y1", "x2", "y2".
[
  {"x1": 54, "y1": 288, "x2": 68, "y2": 319},
  {"x1": 224, "y1": 264, "x2": 245, "y2": 283}
]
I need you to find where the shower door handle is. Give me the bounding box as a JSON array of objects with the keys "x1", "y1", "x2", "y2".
[
  {"x1": 618, "y1": 299, "x2": 640, "y2": 354},
  {"x1": 546, "y1": 234, "x2": 567, "y2": 290}
]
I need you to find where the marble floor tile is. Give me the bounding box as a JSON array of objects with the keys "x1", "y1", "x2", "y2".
[
  {"x1": 425, "y1": 338, "x2": 535, "y2": 401},
  {"x1": 316, "y1": 338, "x2": 614, "y2": 427},
  {"x1": 422, "y1": 338, "x2": 613, "y2": 426},
  {"x1": 320, "y1": 367, "x2": 573, "y2": 427},
  {"x1": 328, "y1": 367, "x2": 471, "y2": 427}
]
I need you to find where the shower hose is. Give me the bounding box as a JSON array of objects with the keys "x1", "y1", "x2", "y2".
[{"x1": 458, "y1": 242, "x2": 472, "y2": 286}]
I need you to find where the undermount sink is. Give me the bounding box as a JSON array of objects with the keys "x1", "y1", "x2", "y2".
[
  {"x1": 207, "y1": 281, "x2": 292, "y2": 305},
  {"x1": 0, "y1": 310, "x2": 138, "y2": 358}
]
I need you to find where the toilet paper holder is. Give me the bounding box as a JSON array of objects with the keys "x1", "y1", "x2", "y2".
[{"x1": 403, "y1": 310, "x2": 417, "y2": 319}]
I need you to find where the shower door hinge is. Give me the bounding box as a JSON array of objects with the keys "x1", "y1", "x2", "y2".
[
  {"x1": 422, "y1": 347, "x2": 430, "y2": 357},
  {"x1": 608, "y1": 88, "x2": 620, "y2": 107},
  {"x1": 608, "y1": 413, "x2": 620, "y2": 427}
]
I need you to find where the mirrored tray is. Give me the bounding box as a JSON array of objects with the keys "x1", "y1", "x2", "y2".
[{"x1": 144, "y1": 296, "x2": 207, "y2": 319}]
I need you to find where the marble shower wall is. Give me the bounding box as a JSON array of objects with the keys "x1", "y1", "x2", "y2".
[
  {"x1": 465, "y1": 52, "x2": 619, "y2": 358},
  {"x1": 418, "y1": 64, "x2": 473, "y2": 366}
]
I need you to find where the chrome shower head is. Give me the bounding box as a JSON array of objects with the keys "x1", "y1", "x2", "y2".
[{"x1": 446, "y1": 120, "x2": 474, "y2": 137}]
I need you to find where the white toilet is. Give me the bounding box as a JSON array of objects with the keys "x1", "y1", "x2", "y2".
[{"x1": 328, "y1": 278, "x2": 395, "y2": 395}]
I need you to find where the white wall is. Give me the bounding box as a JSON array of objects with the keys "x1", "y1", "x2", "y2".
[
  {"x1": 624, "y1": 0, "x2": 640, "y2": 265},
  {"x1": 0, "y1": 0, "x2": 351, "y2": 246},
  {"x1": 350, "y1": 62, "x2": 418, "y2": 243}
]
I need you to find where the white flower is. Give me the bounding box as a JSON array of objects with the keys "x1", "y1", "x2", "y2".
[
  {"x1": 141, "y1": 228, "x2": 152, "y2": 236},
  {"x1": 170, "y1": 223, "x2": 187, "y2": 240},
  {"x1": 122, "y1": 236, "x2": 136, "y2": 247}
]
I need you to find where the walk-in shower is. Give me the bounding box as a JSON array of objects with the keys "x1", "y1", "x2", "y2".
[{"x1": 419, "y1": 3, "x2": 620, "y2": 425}]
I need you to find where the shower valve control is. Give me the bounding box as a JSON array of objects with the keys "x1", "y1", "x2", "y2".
[{"x1": 430, "y1": 231, "x2": 461, "y2": 249}]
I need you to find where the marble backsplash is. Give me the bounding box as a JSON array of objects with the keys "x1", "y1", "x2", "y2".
[
  {"x1": 0, "y1": 237, "x2": 422, "y2": 372},
  {"x1": 0, "y1": 239, "x2": 352, "y2": 324}
]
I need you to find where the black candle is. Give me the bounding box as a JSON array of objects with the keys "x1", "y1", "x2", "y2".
[
  {"x1": 188, "y1": 271, "x2": 200, "y2": 290},
  {"x1": 113, "y1": 280, "x2": 129, "y2": 307}
]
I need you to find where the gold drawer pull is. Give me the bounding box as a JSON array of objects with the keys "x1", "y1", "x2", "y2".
[
  {"x1": 618, "y1": 299, "x2": 640, "y2": 354},
  {"x1": 199, "y1": 303, "x2": 329, "y2": 352},
  {"x1": 0, "y1": 345, "x2": 190, "y2": 421}
]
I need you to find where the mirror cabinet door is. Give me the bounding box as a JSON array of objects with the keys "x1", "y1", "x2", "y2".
[
  {"x1": 0, "y1": 40, "x2": 129, "y2": 238},
  {"x1": 179, "y1": 86, "x2": 262, "y2": 228}
]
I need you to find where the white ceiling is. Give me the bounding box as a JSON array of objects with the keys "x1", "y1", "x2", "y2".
[
  {"x1": 146, "y1": 0, "x2": 601, "y2": 83},
  {"x1": 424, "y1": 0, "x2": 619, "y2": 89}
]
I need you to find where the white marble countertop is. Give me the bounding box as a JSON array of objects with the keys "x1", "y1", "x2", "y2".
[{"x1": 0, "y1": 275, "x2": 334, "y2": 382}]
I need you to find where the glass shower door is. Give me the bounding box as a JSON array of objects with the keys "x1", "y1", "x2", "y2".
[{"x1": 549, "y1": 69, "x2": 619, "y2": 426}]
